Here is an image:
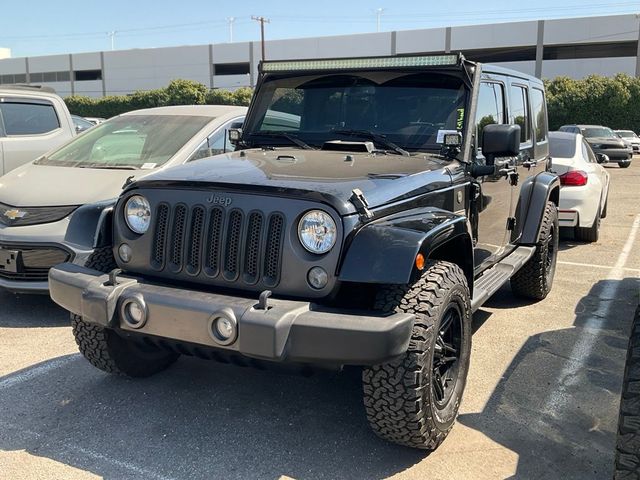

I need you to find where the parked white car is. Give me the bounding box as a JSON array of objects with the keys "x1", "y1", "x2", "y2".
[
  {"x1": 615, "y1": 129, "x2": 640, "y2": 154},
  {"x1": 550, "y1": 131, "x2": 610, "y2": 242},
  {"x1": 0, "y1": 104, "x2": 246, "y2": 293}
]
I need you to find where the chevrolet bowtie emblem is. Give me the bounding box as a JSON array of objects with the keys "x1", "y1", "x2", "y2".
[{"x1": 3, "y1": 209, "x2": 27, "y2": 221}]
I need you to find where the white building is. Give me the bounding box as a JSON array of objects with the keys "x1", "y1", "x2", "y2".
[{"x1": 0, "y1": 14, "x2": 638, "y2": 98}]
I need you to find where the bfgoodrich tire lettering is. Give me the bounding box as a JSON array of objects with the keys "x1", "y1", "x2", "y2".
[
  {"x1": 511, "y1": 201, "x2": 558, "y2": 300},
  {"x1": 71, "y1": 246, "x2": 179, "y2": 377},
  {"x1": 362, "y1": 261, "x2": 472, "y2": 450}
]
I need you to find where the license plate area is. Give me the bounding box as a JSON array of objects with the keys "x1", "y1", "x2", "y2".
[{"x1": 0, "y1": 249, "x2": 22, "y2": 273}]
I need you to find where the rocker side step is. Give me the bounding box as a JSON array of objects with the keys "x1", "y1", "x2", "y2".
[{"x1": 470, "y1": 245, "x2": 536, "y2": 312}]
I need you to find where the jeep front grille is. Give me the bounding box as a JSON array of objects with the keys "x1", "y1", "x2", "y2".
[{"x1": 151, "y1": 204, "x2": 285, "y2": 287}]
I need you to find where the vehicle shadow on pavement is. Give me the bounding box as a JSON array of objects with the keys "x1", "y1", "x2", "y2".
[
  {"x1": 0, "y1": 354, "x2": 425, "y2": 479},
  {"x1": 459, "y1": 277, "x2": 639, "y2": 480},
  {"x1": 0, "y1": 290, "x2": 69, "y2": 328}
]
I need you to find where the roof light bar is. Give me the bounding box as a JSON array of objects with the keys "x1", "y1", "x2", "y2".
[{"x1": 261, "y1": 54, "x2": 460, "y2": 72}]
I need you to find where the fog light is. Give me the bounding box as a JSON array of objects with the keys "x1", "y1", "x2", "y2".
[
  {"x1": 118, "y1": 243, "x2": 132, "y2": 263},
  {"x1": 121, "y1": 296, "x2": 147, "y2": 329},
  {"x1": 208, "y1": 308, "x2": 237, "y2": 346},
  {"x1": 307, "y1": 266, "x2": 328, "y2": 289}
]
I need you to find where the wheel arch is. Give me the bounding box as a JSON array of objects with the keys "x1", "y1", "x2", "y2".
[
  {"x1": 517, "y1": 171, "x2": 560, "y2": 245},
  {"x1": 338, "y1": 207, "x2": 474, "y2": 293},
  {"x1": 64, "y1": 199, "x2": 115, "y2": 250}
]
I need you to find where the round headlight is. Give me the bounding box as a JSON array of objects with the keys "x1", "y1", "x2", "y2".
[
  {"x1": 298, "y1": 210, "x2": 337, "y2": 254},
  {"x1": 125, "y1": 195, "x2": 151, "y2": 234}
]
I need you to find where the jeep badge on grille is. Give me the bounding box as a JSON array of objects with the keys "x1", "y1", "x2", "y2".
[{"x1": 206, "y1": 195, "x2": 233, "y2": 207}]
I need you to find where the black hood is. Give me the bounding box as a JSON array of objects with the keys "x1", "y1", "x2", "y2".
[
  {"x1": 585, "y1": 136, "x2": 626, "y2": 148},
  {"x1": 131, "y1": 148, "x2": 454, "y2": 216}
]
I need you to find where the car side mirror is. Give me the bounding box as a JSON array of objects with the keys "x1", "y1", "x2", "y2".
[
  {"x1": 228, "y1": 128, "x2": 242, "y2": 146},
  {"x1": 596, "y1": 153, "x2": 609, "y2": 164},
  {"x1": 481, "y1": 124, "x2": 521, "y2": 165}
]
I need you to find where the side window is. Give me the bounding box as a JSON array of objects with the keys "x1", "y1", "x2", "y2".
[
  {"x1": 187, "y1": 118, "x2": 243, "y2": 162},
  {"x1": 582, "y1": 140, "x2": 597, "y2": 163},
  {"x1": 509, "y1": 85, "x2": 531, "y2": 144},
  {"x1": 0, "y1": 101, "x2": 60, "y2": 135},
  {"x1": 475, "y1": 82, "x2": 505, "y2": 151},
  {"x1": 531, "y1": 88, "x2": 547, "y2": 144}
]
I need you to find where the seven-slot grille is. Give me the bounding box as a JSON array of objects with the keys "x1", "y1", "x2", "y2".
[{"x1": 151, "y1": 203, "x2": 285, "y2": 287}]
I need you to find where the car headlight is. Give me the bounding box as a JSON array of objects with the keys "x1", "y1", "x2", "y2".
[
  {"x1": 125, "y1": 195, "x2": 151, "y2": 234},
  {"x1": 298, "y1": 210, "x2": 337, "y2": 254}
]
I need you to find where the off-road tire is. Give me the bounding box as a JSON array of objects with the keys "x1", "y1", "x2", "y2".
[
  {"x1": 362, "y1": 261, "x2": 472, "y2": 450},
  {"x1": 620, "y1": 161, "x2": 632, "y2": 169},
  {"x1": 511, "y1": 201, "x2": 558, "y2": 300},
  {"x1": 615, "y1": 305, "x2": 640, "y2": 479},
  {"x1": 575, "y1": 207, "x2": 600, "y2": 243},
  {"x1": 71, "y1": 247, "x2": 179, "y2": 377}
]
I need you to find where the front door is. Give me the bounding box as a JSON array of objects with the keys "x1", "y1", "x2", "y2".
[{"x1": 472, "y1": 80, "x2": 516, "y2": 271}]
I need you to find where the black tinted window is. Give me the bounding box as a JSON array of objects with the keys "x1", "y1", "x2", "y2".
[
  {"x1": 531, "y1": 88, "x2": 547, "y2": 143},
  {"x1": 0, "y1": 102, "x2": 60, "y2": 135},
  {"x1": 510, "y1": 85, "x2": 530, "y2": 143},
  {"x1": 475, "y1": 82, "x2": 505, "y2": 145}
]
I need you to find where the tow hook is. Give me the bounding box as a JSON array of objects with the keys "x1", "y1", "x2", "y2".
[
  {"x1": 257, "y1": 290, "x2": 272, "y2": 310},
  {"x1": 105, "y1": 268, "x2": 122, "y2": 286}
]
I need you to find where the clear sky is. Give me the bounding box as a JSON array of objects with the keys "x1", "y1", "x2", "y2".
[{"x1": 2, "y1": 0, "x2": 639, "y2": 58}]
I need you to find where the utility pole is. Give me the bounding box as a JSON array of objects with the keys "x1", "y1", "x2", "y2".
[
  {"x1": 226, "y1": 17, "x2": 235, "y2": 43},
  {"x1": 107, "y1": 31, "x2": 117, "y2": 51},
  {"x1": 251, "y1": 16, "x2": 270, "y2": 61},
  {"x1": 374, "y1": 8, "x2": 384, "y2": 33}
]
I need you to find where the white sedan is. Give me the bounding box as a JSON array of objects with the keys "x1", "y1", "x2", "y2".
[{"x1": 550, "y1": 131, "x2": 610, "y2": 243}]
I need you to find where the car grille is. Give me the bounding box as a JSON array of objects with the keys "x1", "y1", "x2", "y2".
[
  {"x1": 0, "y1": 203, "x2": 78, "y2": 227},
  {"x1": 0, "y1": 245, "x2": 71, "y2": 282},
  {"x1": 150, "y1": 204, "x2": 285, "y2": 288}
]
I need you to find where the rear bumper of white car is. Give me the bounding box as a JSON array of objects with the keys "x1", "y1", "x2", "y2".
[
  {"x1": 0, "y1": 218, "x2": 93, "y2": 294},
  {"x1": 559, "y1": 185, "x2": 600, "y2": 229}
]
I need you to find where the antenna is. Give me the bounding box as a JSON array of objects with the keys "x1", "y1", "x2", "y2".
[
  {"x1": 226, "y1": 17, "x2": 235, "y2": 43},
  {"x1": 374, "y1": 8, "x2": 384, "y2": 33},
  {"x1": 107, "y1": 30, "x2": 117, "y2": 51}
]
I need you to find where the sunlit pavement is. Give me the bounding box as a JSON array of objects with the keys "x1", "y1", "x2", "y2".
[{"x1": 0, "y1": 161, "x2": 638, "y2": 480}]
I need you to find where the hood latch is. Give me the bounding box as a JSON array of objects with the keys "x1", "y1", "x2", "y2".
[{"x1": 349, "y1": 188, "x2": 374, "y2": 221}]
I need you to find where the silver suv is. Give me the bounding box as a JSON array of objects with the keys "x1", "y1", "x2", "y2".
[{"x1": 0, "y1": 85, "x2": 76, "y2": 175}]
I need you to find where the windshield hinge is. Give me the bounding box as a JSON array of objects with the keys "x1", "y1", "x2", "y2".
[{"x1": 349, "y1": 188, "x2": 374, "y2": 220}]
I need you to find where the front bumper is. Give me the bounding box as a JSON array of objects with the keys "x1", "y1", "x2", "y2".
[
  {"x1": 594, "y1": 147, "x2": 632, "y2": 161},
  {"x1": 49, "y1": 263, "x2": 415, "y2": 366}
]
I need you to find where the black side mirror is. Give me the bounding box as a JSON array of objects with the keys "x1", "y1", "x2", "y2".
[
  {"x1": 596, "y1": 153, "x2": 609, "y2": 164},
  {"x1": 481, "y1": 124, "x2": 521, "y2": 165}
]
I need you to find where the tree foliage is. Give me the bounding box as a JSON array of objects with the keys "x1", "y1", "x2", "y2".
[
  {"x1": 545, "y1": 74, "x2": 640, "y2": 132},
  {"x1": 65, "y1": 80, "x2": 253, "y2": 118}
]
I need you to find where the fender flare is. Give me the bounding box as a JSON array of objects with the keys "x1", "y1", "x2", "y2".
[
  {"x1": 517, "y1": 171, "x2": 560, "y2": 245},
  {"x1": 338, "y1": 207, "x2": 473, "y2": 286},
  {"x1": 64, "y1": 199, "x2": 116, "y2": 250}
]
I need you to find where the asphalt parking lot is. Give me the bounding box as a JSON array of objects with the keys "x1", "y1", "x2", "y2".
[{"x1": 0, "y1": 162, "x2": 638, "y2": 480}]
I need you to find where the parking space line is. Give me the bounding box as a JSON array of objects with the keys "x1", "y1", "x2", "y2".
[
  {"x1": 0, "y1": 355, "x2": 77, "y2": 390},
  {"x1": 557, "y1": 260, "x2": 640, "y2": 274},
  {"x1": 542, "y1": 214, "x2": 640, "y2": 418}
]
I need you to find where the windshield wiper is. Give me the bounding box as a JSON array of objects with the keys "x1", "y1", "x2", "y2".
[
  {"x1": 78, "y1": 165, "x2": 140, "y2": 170},
  {"x1": 248, "y1": 131, "x2": 315, "y2": 150},
  {"x1": 330, "y1": 129, "x2": 410, "y2": 157}
]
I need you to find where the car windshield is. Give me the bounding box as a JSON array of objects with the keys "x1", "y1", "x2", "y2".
[
  {"x1": 35, "y1": 114, "x2": 213, "y2": 168},
  {"x1": 549, "y1": 135, "x2": 576, "y2": 158},
  {"x1": 581, "y1": 127, "x2": 615, "y2": 138},
  {"x1": 242, "y1": 72, "x2": 467, "y2": 153},
  {"x1": 617, "y1": 130, "x2": 637, "y2": 138}
]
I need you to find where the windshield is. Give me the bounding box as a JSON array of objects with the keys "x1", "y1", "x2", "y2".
[
  {"x1": 616, "y1": 130, "x2": 637, "y2": 138},
  {"x1": 243, "y1": 72, "x2": 467, "y2": 153},
  {"x1": 36, "y1": 114, "x2": 213, "y2": 168},
  {"x1": 581, "y1": 127, "x2": 615, "y2": 138}
]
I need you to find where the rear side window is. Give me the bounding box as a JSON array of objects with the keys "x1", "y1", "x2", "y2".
[
  {"x1": 531, "y1": 88, "x2": 547, "y2": 143},
  {"x1": 475, "y1": 82, "x2": 505, "y2": 137},
  {"x1": 0, "y1": 101, "x2": 60, "y2": 135},
  {"x1": 510, "y1": 85, "x2": 531, "y2": 144}
]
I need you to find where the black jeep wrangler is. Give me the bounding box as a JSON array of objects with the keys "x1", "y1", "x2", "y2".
[{"x1": 50, "y1": 54, "x2": 559, "y2": 450}]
